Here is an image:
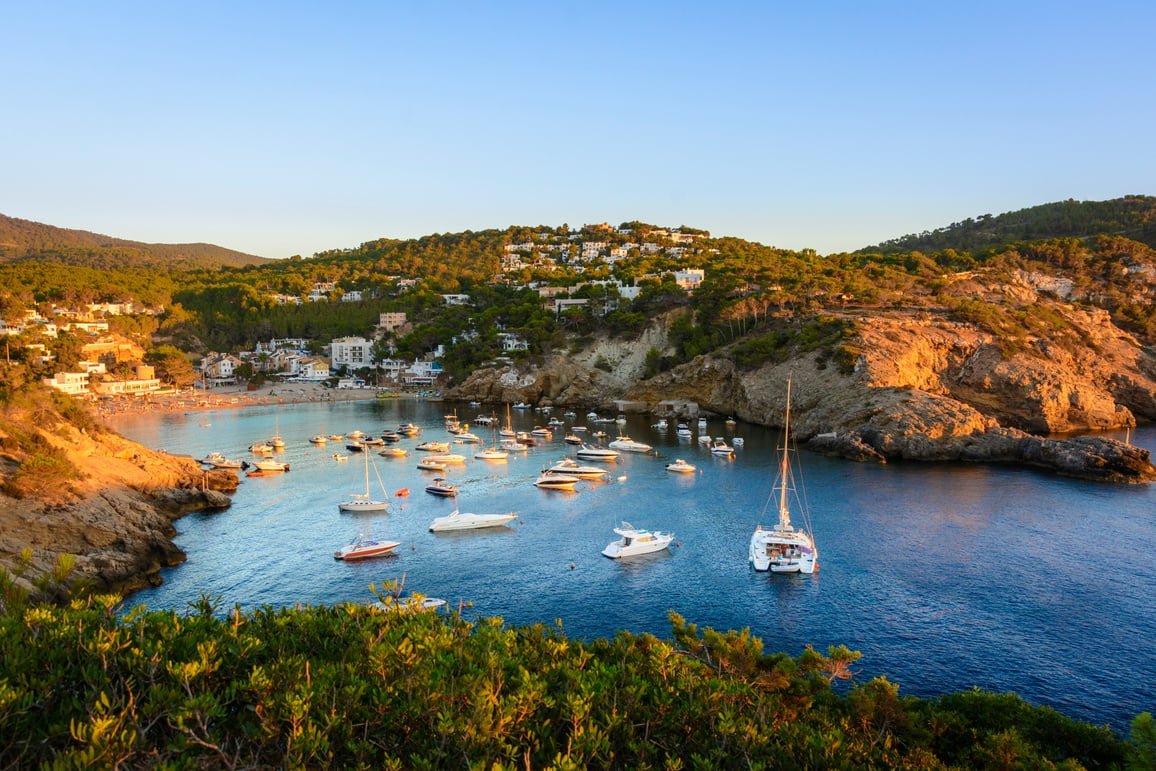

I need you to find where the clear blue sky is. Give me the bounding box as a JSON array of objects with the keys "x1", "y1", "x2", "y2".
[{"x1": 4, "y1": 1, "x2": 1153, "y2": 258}]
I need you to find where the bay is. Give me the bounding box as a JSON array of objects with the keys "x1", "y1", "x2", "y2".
[{"x1": 112, "y1": 399, "x2": 1156, "y2": 732}]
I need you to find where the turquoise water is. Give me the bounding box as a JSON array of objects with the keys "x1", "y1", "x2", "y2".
[{"x1": 113, "y1": 399, "x2": 1156, "y2": 732}]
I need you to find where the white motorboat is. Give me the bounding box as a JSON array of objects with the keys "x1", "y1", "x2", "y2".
[
  {"x1": 710, "y1": 438, "x2": 735, "y2": 456},
  {"x1": 429, "y1": 508, "x2": 517, "y2": 532},
  {"x1": 733, "y1": 437, "x2": 745, "y2": 446},
  {"x1": 666, "y1": 458, "x2": 697, "y2": 474},
  {"x1": 575, "y1": 444, "x2": 620, "y2": 462},
  {"x1": 533, "y1": 473, "x2": 580, "y2": 490},
  {"x1": 397, "y1": 423, "x2": 421, "y2": 437},
  {"x1": 346, "y1": 430, "x2": 365, "y2": 439},
  {"x1": 251, "y1": 458, "x2": 290, "y2": 472},
  {"x1": 652, "y1": 419, "x2": 668, "y2": 430},
  {"x1": 339, "y1": 450, "x2": 390, "y2": 512},
  {"x1": 608, "y1": 435, "x2": 653, "y2": 453},
  {"x1": 602, "y1": 522, "x2": 674, "y2": 558},
  {"x1": 334, "y1": 533, "x2": 400, "y2": 560},
  {"x1": 424, "y1": 453, "x2": 466, "y2": 464},
  {"x1": 749, "y1": 378, "x2": 819, "y2": 574},
  {"x1": 308, "y1": 434, "x2": 327, "y2": 444},
  {"x1": 416, "y1": 459, "x2": 448, "y2": 472},
  {"x1": 455, "y1": 432, "x2": 482, "y2": 443},
  {"x1": 676, "y1": 424, "x2": 692, "y2": 439},
  {"x1": 543, "y1": 458, "x2": 608, "y2": 478},
  {"x1": 474, "y1": 447, "x2": 509, "y2": 461},
  {"x1": 379, "y1": 447, "x2": 409, "y2": 458},
  {"x1": 499, "y1": 438, "x2": 528, "y2": 452},
  {"x1": 416, "y1": 441, "x2": 449, "y2": 452},
  {"x1": 249, "y1": 442, "x2": 274, "y2": 454}
]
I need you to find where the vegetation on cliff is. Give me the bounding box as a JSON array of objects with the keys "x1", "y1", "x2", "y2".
[{"x1": 0, "y1": 582, "x2": 1150, "y2": 769}]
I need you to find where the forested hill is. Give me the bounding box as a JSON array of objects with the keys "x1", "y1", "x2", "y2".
[
  {"x1": 0, "y1": 214, "x2": 269, "y2": 270},
  {"x1": 863, "y1": 195, "x2": 1156, "y2": 254}
]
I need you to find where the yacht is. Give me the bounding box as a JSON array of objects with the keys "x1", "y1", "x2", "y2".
[
  {"x1": 428, "y1": 508, "x2": 517, "y2": 532},
  {"x1": 602, "y1": 522, "x2": 674, "y2": 558},
  {"x1": 574, "y1": 444, "x2": 620, "y2": 462},
  {"x1": 542, "y1": 458, "x2": 609, "y2": 478},
  {"x1": 608, "y1": 435, "x2": 653, "y2": 453},
  {"x1": 533, "y1": 473, "x2": 580, "y2": 490}
]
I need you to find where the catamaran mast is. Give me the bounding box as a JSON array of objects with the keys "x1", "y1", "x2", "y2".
[{"x1": 778, "y1": 379, "x2": 793, "y2": 528}]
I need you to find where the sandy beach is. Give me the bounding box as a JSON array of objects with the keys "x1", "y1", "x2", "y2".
[{"x1": 96, "y1": 383, "x2": 414, "y2": 419}]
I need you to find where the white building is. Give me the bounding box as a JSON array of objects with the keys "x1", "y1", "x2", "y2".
[
  {"x1": 42, "y1": 371, "x2": 92, "y2": 397},
  {"x1": 674, "y1": 269, "x2": 705, "y2": 290},
  {"x1": 329, "y1": 336, "x2": 375, "y2": 370},
  {"x1": 201, "y1": 353, "x2": 243, "y2": 386}
]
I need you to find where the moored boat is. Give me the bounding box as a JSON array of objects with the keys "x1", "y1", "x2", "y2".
[
  {"x1": 425, "y1": 477, "x2": 458, "y2": 497},
  {"x1": 542, "y1": 458, "x2": 608, "y2": 478},
  {"x1": 608, "y1": 435, "x2": 653, "y2": 453},
  {"x1": 334, "y1": 533, "x2": 400, "y2": 560},
  {"x1": 575, "y1": 444, "x2": 620, "y2": 462},
  {"x1": 602, "y1": 522, "x2": 674, "y2": 558},
  {"x1": 666, "y1": 458, "x2": 697, "y2": 473},
  {"x1": 429, "y1": 508, "x2": 517, "y2": 532},
  {"x1": 533, "y1": 473, "x2": 580, "y2": 490}
]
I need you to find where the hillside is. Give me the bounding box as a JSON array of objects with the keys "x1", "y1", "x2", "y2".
[
  {"x1": 0, "y1": 213, "x2": 270, "y2": 269},
  {"x1": 863, "y1": 195, "x2": 1156, "y2": 254}
]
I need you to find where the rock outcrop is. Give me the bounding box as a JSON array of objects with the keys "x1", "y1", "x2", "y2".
[
  {"x1": 0, "y1": 398, "x2": 236, "y2": 599},
  {"x1": 446, "y1": 302, "x2": 1156, "y2": 483}
]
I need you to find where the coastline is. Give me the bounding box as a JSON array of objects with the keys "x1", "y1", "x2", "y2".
[{"x1": 97, "y1": 382, "x2": 408, "y2": 419}]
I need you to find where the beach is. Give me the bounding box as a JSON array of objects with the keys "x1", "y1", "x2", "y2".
[{"x1": 95, "y1": 383, "x2": 404, "y2": 419}]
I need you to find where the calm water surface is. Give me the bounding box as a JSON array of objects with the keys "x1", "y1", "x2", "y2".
[{"x1": 113, "y1": 400, "x2": 1156, "y2": 732}]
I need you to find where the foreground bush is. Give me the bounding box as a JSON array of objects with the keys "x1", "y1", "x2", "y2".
[{"x1": 0, "y1": 589, "x2": 1144, "y2": 769}]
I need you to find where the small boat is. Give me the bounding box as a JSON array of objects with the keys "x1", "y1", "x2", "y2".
[
  {"x1": 676, "y1": 424, "x2": 692, "y2": 439},
  {"x1": 710, "y1": 438, "x2": 735, "y2": 456},
  {"x1": 563, "y1": 434, "x2": 583, "y2": 445},
  {"x1": 534, "y1": 473, "x2": 580, "y2": 490},
  {"x1": 333, "y1": 453, "x2": 349, "y2": 462},
  {"x1": 416, "y1": 441, "x2": 450, "y2": 452},
  {"x1": 249, "y1": 442, "x2": 274, "y2": 454},
  {"x1": 429, "y1": 508, "x2": 517, "y2": 532},
  {"x1": 362, "y1": 436, "x2": 385, "y2": 446},
  {"x1": 346, "y1": 430, "x2": 365, "y2": 439},
  {"x1": 416, "y1": 459, "x2": 448, "y2": 472},
  {"x1": 608, "y1": 435, "x2": 653, "y2": 453},
  {"x1": 455, "y1": 432, "x2": 482, "y2": 443},
  {"x1": 499, "y1": 438, "x2": 528, "y2": 452},
  {"x1": 733, "y1": 437, "x2": 745, "y2": 446},
  {"x1": 531, "y1": 427, "x2": 552, "y2": 437},
  {"x1": 425, "y1": 478, "x2": 458, "y2": 497},
  {"x1": 333, "y1": 533, "x2": 400, "y2": 560},
  {"x1": 474, "y1": 447, "x2": 509, "y2": 461},
  {"x1": 652, "y1": 419, "x2": 668, "y2": 430},
  {"x1": 616, "y1": 414, "x2": 626, "y2": 424},
  {"x1": 575, "y1": 444, "x2": 620, "y2": 462},
  {"x1": 328, "y1": 434, "x2": 344, "y2": 442},
  {"x1": 602, "y1": 522, "x2": 674, "y2": 559},
  {"x1": 252, "y1": 458, "x2": 290, "y2": 472},
  {"x1": 513, "y1": 402, "x2": 531, "y2": 409},
  {"x1": 308, "y1": 434, "x2": 327, "y2": 444},
  {"x1": 339, "y1": 450, "x2": 391, "y2": 513},
  {"x1": 346, "y1": 441, "x2": 365, "y2": 452},
  {"x1": 381, "y1": 431, "x2": 402, "y2": 443},
  {"x1": 397, "y1": 423, "x2": 421, "y2": 437},
  {"x1": 543, "y1": 458, "x2": 609, "y2": 478},
  {"x1": 697, "y1": 417, "x2": 708, "y2": 429},
  {"x1": 424, "y1": 453, "x2": 466, "y2": 464},
  {"x1": 725, "y1": 417, "x2": 737, "y2": 427},
  {"x1": 666, "y1": 458, "x2": 697, "y2": 474},
  {"x1": 515, "y1": 432, "x2": 536, "y2": 446},
  {"x1": 571, "y1": 425, "x2": 587, "y2": 432},
  {"x1": 379, "y1": 447, "x2": 409, "y2": 458}
]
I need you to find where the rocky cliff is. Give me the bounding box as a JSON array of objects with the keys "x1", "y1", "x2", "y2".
[
  {"x1": 0, "y1": 392, "x2": 236, "y2": 600},
  {"x1": 447, "y1": 296, "x2": 1156, "y2": 483}
]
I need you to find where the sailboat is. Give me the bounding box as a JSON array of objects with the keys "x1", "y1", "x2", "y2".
[
  {"x1": 339, "y1": 448, "x2": 391, "y2": 513},
  {"x1": 749, "y1": 378, "x2": 819, "y2": 574}
]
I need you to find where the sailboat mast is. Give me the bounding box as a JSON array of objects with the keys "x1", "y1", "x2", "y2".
[{"x1": 778, "y1": 380, "x2": 792, "y2": 526}]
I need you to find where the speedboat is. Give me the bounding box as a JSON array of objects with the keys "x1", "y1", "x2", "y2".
[
  {"x1": 676, "y1": 424, "x2": 692, "y2": 439},
  {"x1": 416, "y1": 459, "x2": 448, "y2": 472},
  {"x1": 381, "y1": 431, "x2": 402, "y2": 443},
  {"x1": 543, "y1": 458, "x2": 608, "y2": 478},
  {"x1": 251, "y1": 458, "x2": 289, "y2": 472},
  {"x1": 666, "y1": 458, "x2": 697, "y2": 473},
  {"x1": 346, "y1": 430, "x2": 365, "y2": 439},
  {"x1": 425, "y1": 478, "x2": 458, "y2": 497},
  {"x1": 379, "y1": 447, "x2": 408, "y2": 458},
  {"x1": 651, "y1": 419, "x2": 668, "y2": 430},
  {"x1": 429, "y1": 508, "x2": 517, "y2": 532},
  {"x1": 563, "y1": 433, "x2": 582, "y2": 445},
  {"x1": 424, "y1": 453, "x2": 466, "y2": 464},
  {"x1": 474, "y1": 447, "x2": 509, "y2": 461},
  {"x1": 346, "y1": 440, "x2": 365, "y2": 452},
  {"x1": 499, "y1": 438, "x2": 528, "y2": 452},
  {"x1": 733, "y1": 437, "x2": 745, "y2": 446},
  {"x1": 455, "y1": 432, "x2": 482, "y2": 443},
  {"x1": 416, "y1": 441, "x2": 449, "y2": 452},
  {"x1": 575, "y1": 444, "x2": 620, "y2": 462},
  {"x1": 531, "y1": 427, "x2": 552, "y2": 437},
  {"x1": 602, "y1": 522, "x2": 674, "y2": 558},
  {"x1": 608, "y1": 435, "x2": 653, "y2": 453},
  {"x1": 397, "y1": 423, "x2": 421, "y2": 437},
  {"x1": 334, "y1": 533, "x2": 400, "y2": 560},
  {"x1": 533, "y1": 473, "x2": 580, "y2": 490},
  {"x1": 710, "y1": 438, "x2": 735, "y2": 456},
  {"x1": 308, "y1": 435, "x2": 327, "y2": 444},
  {"x1": 249, "y1": 442, "x2": 274, "y2": 454}
]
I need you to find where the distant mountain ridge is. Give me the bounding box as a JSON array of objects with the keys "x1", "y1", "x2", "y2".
[
  {"x1": 0, "y1": 213, "x2": 269, "y2": 269},
  {"x1": 862, "y1": 195, "x2": 1156, "y2": 254}
]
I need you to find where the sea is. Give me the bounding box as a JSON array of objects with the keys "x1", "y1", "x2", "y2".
[{"x1": 110, "y1": 398, "x2": 1156, "y2": 733}]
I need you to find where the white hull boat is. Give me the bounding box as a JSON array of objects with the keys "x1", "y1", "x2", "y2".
[
  {"x1": 429, "y1": 508, "x2": 517, "y2": 532},
  {"x1": 608, "y1": 436, "x2": 652, "y2": 453},
  {"x1": 543, "y1": 459, "x2": 608, "y2": 478},
  {"x1": 575, "y1": 444, "x2": 620, "y2": 462},
  {"x1": 749, "y1": 378, "x2": 819, "y2": 574},
  {"x1": 534, "y1": 473, "x2": 580, "y2": 490},
  {"x1": 334, "y1": 533, "x2": 400, "y2": 560},
  {"x1": 665, "y1": 458, "x2": 697, "y2": 473},
  {"x1": 602, "y1": 522, "x2": 674, "y2": 558},
  {"x1": 340, "y1": 449, "x2": 390, "y2": 512}
]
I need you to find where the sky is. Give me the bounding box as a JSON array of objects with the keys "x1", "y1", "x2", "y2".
[{"x1": 3, "y1": 1, "x2": 1154, "y2": 259}]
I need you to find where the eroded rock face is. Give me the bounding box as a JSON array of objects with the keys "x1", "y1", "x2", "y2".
[
  {"x1": 0, "y1": 411, "x2": 237, "y2": 598},
  {"x1": 445, "y1": 304, "x2": 1156, "y2": 483}
]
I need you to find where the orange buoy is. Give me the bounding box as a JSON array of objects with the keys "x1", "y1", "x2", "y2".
[{"x1": 395, "y1": 488, "x2": 410, "y2": 497}]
